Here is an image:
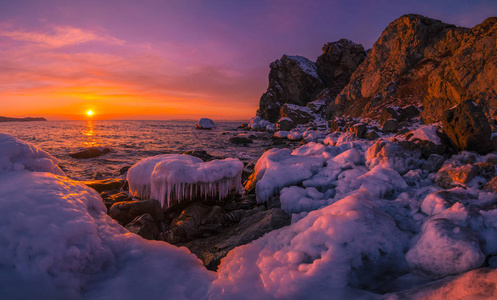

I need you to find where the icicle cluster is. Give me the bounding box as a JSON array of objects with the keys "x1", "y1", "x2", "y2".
[{"x1": 127, "y1": 154, "x2": 243, "y2": 207}]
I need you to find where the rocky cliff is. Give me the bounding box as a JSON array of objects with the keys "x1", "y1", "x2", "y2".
[
  {"x1": 0, "y1": 116, "x2": 47, "y2": 122},
  {"x1": 328, "y1": 14, "x2": 497, "y2": 123},
  {"x1": 255, "y1": 14, "x2": 497, "y2": 125}
]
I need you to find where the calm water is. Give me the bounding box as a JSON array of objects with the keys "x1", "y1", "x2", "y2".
[{"x1": 0, "y1": 120, "x2": 271, "y2": 180}]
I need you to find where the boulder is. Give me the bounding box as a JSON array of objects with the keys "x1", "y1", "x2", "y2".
[
  {"x1": 108, "y1": 199, "x2": 163, "y2": 226},
  {"x1": 280, "y1": 103, "x2": 316, "y2": 124},
  {"x1": 196, "y1": 118, "x2": 216, "y2": 129},
  {"x1": 69, "y1": 147, "x2": 111, "y2": 159},
  {"x1": 422, "y1": 154, "x2": 445, "y2": 173},
  {"x1": 257, "y1": 55, "x2": 324, "y2": 122},
  {"x1": 182, "y1": 150, "x2": 214, "y2": 162},
  {"x1": 350, "y1": 123, "x2": 367, "y2": 138},
  {"x1": 441, "y1": 100, "x2": 492, "y2": 153},
  {"x1": 125, "y1": 213, "x2": 160, "y2": 240},
  {"x1": 382, "y1": 119, "x2": 399, "y2": 133},
  {"x1": 229, "y1": 136, "x2": 253, "y2": 145},
  {"x1": 276, "y1": 117, "x2": 295, "y2": 131},
  {"x1": 100, "y1": 190, "x2": 133, "y2": 210},
  {"x1": 82, "y1": 178, "x2": 126, "y2": 193},
  {"x1": 436, "y1": 162, "x2": 478, "y2": 189}
]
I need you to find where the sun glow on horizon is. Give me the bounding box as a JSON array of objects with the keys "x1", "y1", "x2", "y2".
[{"x1": 86, "y1": 110, "x2": 94, "y2": 116}]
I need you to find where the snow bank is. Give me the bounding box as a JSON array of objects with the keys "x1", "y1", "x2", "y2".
[
  {"x1": 128, "y1": 154, "x2": 243, "y2": 207},
  {"x1": 211, "y1": 190, "x2": 408, "y2": 299},
  {"x1": 252, "y1": 148, "x2": 325, "y2": 203},
  {"x1": 0, "y1": 133, "x2": 65, "y2": 176},
  {"x1": 0, "y1": 171, "x2": 213, "y2": 299}
]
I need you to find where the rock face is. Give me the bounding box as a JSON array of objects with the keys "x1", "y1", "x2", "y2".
[
  {"x1": 327, "y1": 14, "x2": 497, "y2": 123},
  {"x1": 441, "y1": 100, "x2": 492, "y2": 153},
  {"x1": 258, "y1": 55, "x2": 324, "y2": 122},
  {"x1": 280, "y1": 103, "x2": 316, "y2": 124}
]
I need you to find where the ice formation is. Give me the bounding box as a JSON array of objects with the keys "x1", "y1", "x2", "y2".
[
  {"x1": 0, "y1": 133, "x2": 65, "y2": 176},
  {"x1": 196, "y1": 118, "x2": 216, "y2": 129},
  {"x1": 127, "y1": 154, "x2": 243, "y2": 207}
]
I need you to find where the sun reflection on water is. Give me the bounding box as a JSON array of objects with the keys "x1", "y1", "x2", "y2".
[{"x1": 82, "y1": 120, "x2": 98, "y2": 147}]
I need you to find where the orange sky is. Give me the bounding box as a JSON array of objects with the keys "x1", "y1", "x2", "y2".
[{"x1": 1, "y1": 0, "x2": 495, "y2": 120}]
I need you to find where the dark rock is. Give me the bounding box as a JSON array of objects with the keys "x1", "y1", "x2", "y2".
[
  {"x1": 125, "y1": 213, "x2": 160, "y2": 240},
  {"x1": 382, "y1": 119, "x2": 399, "y2": 133},
  {"x1": 182, "y1": 150, "x2": 215, "y2": 162},
  {"x1": 475, "y1": 162, "x2": 495, "y2": 180},
  {"x1": 422, "y1": 154, "x2": 445, "y2": 173},
  {"x1": 436, "y1": 162, "x2": 478, "y2": 189},
  {"x1": 69, "y1": 147, "x2": 111, "y2": 159},
  {"x1": 82, "y1": 178, "x2": 126, "y2": 193},
  {"x1": 119, "y1": 165, "x2": 131, "y2": 175},
  {"x1": 108, "y1": 199, "x2": 163, "y2": 226},
  {"x1": 364, "y1": 130, "x2": 380, "y2": 140},
  {"x1": 183, "y1": 207, "x2": 291, "y2": 270},
  {"x1": 276, "y1": 117, "x2": 295, "y2": 131},
  {"x1": 258, "y1": 55, "x2": 324, "y2": 122},
  {"x1": 316, "y1": 39, "x2": 366, "y2": 100},
  {"x1": 101, "y1": 190, "x2": 133, "y2": 210},
  {"x1": 280, "y1": 103, "x2": 316, "y2": 124},
  {"x1": 441, "y1": 100, "x2": 492, "y2": 154},
  {"x1": 350, "y1": 123, "x2": 367, "y2": 138},
  {"x1": 229, "y1": 136, "x2": 254, "y2": 145}
]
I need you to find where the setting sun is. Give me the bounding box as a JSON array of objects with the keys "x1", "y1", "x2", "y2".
[{"x1": 87, "y1": 110, "x2": 94, "y2": 116}]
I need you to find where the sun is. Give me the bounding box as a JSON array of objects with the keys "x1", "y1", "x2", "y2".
[{"x1": 86, "y1": 110, "x2": 94, "y2": 117}]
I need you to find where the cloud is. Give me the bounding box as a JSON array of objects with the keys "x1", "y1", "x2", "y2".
[{"x1": 0, "y1": 25, "x2": 124, "y2": 47}]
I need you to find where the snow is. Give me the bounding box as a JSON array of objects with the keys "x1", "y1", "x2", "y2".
[
  {"x1": 127, "y1": 154, "x2": 243, "y2": 207},
  {"x1": 0, "y1": 133, "x2": 65, "y2": 176},
  {"x1": 0, "y1": 171, "x2": 213, "y2": 299},
  {"x1": 248, "y1": 116, "x2": 273, "y2": 131},
  {"x1": 407, "y1": 125, "x2": 441, "y2": 145},
  {"x1": 211, "y1": 190, "x2": 409, "y2": 299},
  {"x1": 285, "y1": 55, "x2": 320, "y2": 79},
  {"x1": 196, "y1": 118, "x2": 216, "y2": 129},
  {"x1": 273, "y1": 130, "x2": 289, "y2": 138},
  {"x1": 252, "y1": 148, "x2": 325, "y2": 203},
  {"x1": 287, "y1": 130, "x2": 303, "y2": 140},
  {"x1": 406, "y1": 218, "x2": 484, "y2": 278}
]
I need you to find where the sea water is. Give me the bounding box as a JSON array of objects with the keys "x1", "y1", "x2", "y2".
[{"x1": 0, "y1": 120, "x2": 271, "y2": 180}]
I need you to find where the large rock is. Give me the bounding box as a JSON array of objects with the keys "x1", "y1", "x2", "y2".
[
  {"x1": 69, "y1": 147, "x2": 111, "y2": 159},
  {"x1": 327, "y1": 14, "x2": 497, "y2": 123},
  {"x1": 196, "y1": 118, "x2": 216, "y2": 129},
  {"x1": 125, "y1": 213, "x2": 160, "y2": 240},
  {"x1": 441, "y1": 100, "x2": 492, "y2": 153},
  {"x1": 82, "y1": 178, "x2": 126, "y2": 193},
  {"x1": 280, "y1": 103, "x2": 316, "y2": 124},
  {"x1": 316, "y1": 39, "x2": 366, "y2": 99},
  {"x1": 108, "y1": 199, "x2": 163, "y2": 226},
  {"x1": 257, "y1": 55, "x2": 324, "y2": 122}
]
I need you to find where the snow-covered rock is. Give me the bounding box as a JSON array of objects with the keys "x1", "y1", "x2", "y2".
[
  {"x1": 196, "y1": 118, "x2": 216, "y2": 129},
  {"x1": 127, "y1": 154, "x2": 243, "y2": 207},
  {"x1": 406, "y1": 218, "x2": 484, "y2": 278},
  {"x1": 0, "y1": 133, "x2": 65, "y2": 176},
  {"x1": 211, "y1": 190, "x2": 408, "y2": 299}
]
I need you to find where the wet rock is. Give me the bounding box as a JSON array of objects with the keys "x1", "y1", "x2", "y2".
[
  {"x1": 382, "y1": 119, "x2": 399, "y2": 133},
  {"x1": 100, "y1": 190, "x2": 133, "y2": 210},
  {"x1": 82, "y1": 178, "x2": 126, "y2": 193},
  {"x1": 441, "y1": 100, "x2": 492, "y2": 154},
  {"x1": 108, "y1": 199, "x2": 162, "y2": 226},
  {"x1": 229, "y1": 136, "x2": 253, "y2": 145},
  {"x1": 196, "y1": 118, "x2": 216, "y2": 129},
  {"x1": 276, "y1": 117, "x2": 295, "y2": 131},
  {"x1": 125, "y1": 213, "x2": 160, "y2": 240},
  {"x1": 182, "y1": 150, "x2": 214, "y2": 162},
  {"x1": 119, "y1": 165, "x2": 131, "y2": 175},
  {"x1": 183, "y1": 207, "x2": 291, "y2": 270},
  {"x1": 69, "y1": 147, "x2": 111, "y2": 159}
]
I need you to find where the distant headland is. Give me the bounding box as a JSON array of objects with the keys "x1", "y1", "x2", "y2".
[{"x1": 0, "y1": 116, "x2": 47, "y2": 122}]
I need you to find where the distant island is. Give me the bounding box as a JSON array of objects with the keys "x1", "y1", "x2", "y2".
[{"x1": 0, "y1": 116, "x2": 47, "y2": 122}]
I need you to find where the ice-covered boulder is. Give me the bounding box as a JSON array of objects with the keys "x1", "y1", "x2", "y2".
[
  {"x1": 196, "y1": 118, "x2": 216, "y2": 129},
  {"x1": 0, "y1": 171, "x2": 213, "y2": 299},
  {"x1": 366, "y1": 139, "x2": 422, "y2": 175},
  {"x1": 127, "y1": 154, "x2": 243, "y2": 207},
  {"x1": 246, "y1": 148, "x2": 325, "y2": 203},
  {"x1": 406, "y1": 218, "x2": 485, "y2": 278},
  {"x1": 0, "y1": 133, "x2": 65, "y2": 176},
  {"x1": 211, "y1": 190, "x2": 409, "y2": 298}
]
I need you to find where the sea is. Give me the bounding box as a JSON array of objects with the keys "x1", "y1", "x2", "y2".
[{"x1": 0, "y1": 120, "x2": 273, "y2": 181}]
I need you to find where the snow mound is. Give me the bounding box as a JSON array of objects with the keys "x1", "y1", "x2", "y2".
[
  {"x1": 196, "y1": 118, "x2": 216, "y2": 129},
  {"x1": 0, "y1": 171, "x2": 213, "y2": 299},
  {"x1": 211, "y1": 190, "x2": 408, "y2": 299},
  {"x1": 406, "y1": 218, "x2": 484, "y2": 278},
  {"x1": 0, "y1": 133, "x2": 65, "y2": 176},
  {"x1": 366, "y1": 139, "x2": 422, "y2": 174},
  {"x1": 252, "y1": 148, "x2": 325, "y2": 203},
  {"x1": 127, "y1": 154, "x2": 243, "y2": 207}
]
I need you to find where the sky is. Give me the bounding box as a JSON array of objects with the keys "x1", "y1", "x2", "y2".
[{"x1": 1, "y1": 0, "x2": 496, "y2": 120}]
